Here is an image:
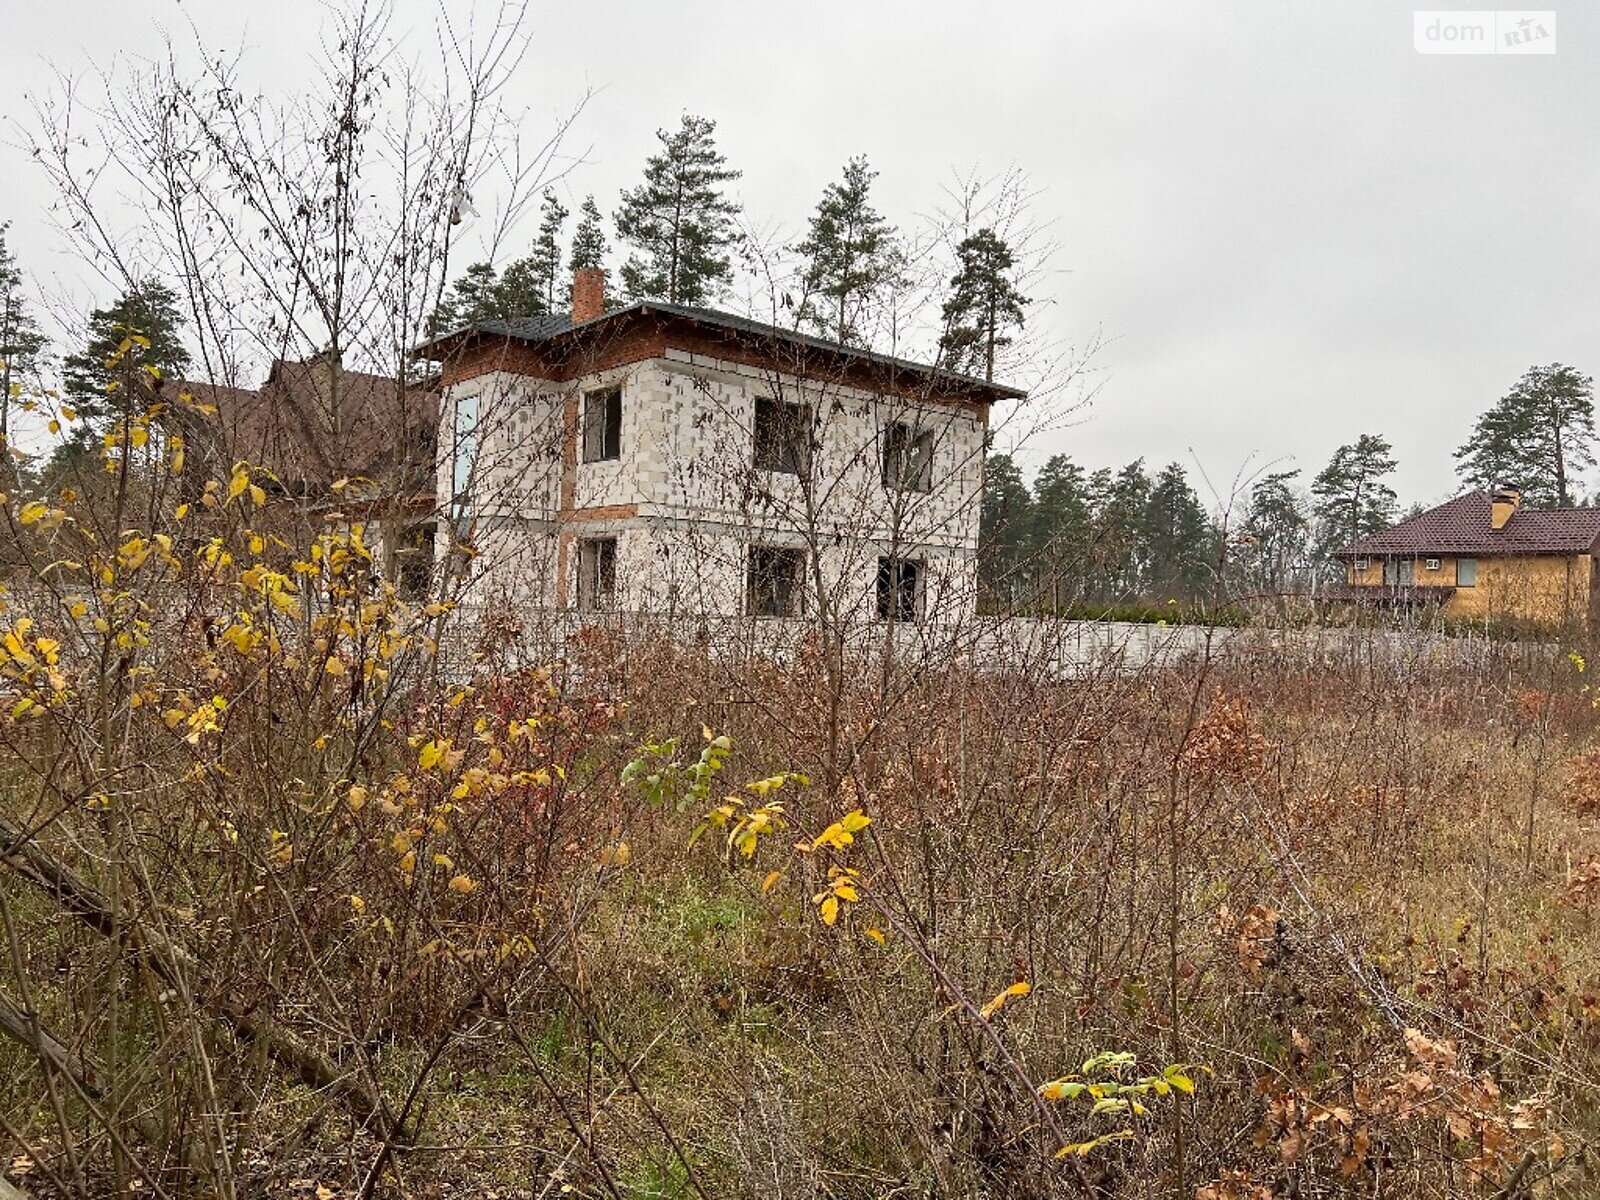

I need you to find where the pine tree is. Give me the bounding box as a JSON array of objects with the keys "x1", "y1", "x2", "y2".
[
  {"x1": 62, "y1": 281, "x2": 191, "y2": 424},
  {"x1": 939, "y1": 227, "x2": 1029, "y2": 382},
  {"x1": 1312, "y1": 434, "x2": 1398, "y2": 558},
  {"x1": 430, "y1": 262, "x2": 503, "y2": 333},
  {"x1": 793, "y1": 156, "x2": 896, "y2": 344},
  {"x1": 978, "y1": 452, "x2": 1035, "y2": 606},
  {"x1": 1238, "y1": 469, "x2": 1310, "y2": 596},
  {"x1": 615, "y1": 114, "x2": 742, "y2": 306},
  {"x1": 492, "y1": 258, "x2": 544, "y2": 318},
  {"x1": 1140, "y1": 462, "x2": 1213, "y2": 601},
  {"x1": 569, "y1": 195, "x2": 608, "y2": 272},
  {"x1": 1088, "y1": 461, "x2": 1151, "y2": 598},
  {"x1": 1454, "y1": 362, "x2": 1595, "y2": 506},
  {"x1": 0, "y1": 223, "x2": 48, "y2": 468},
  {"x1": 431, "y1": 242, "x2": 556, "y2": 335},
  {"x1": 52, "y1": 280, "x2": 190, "y2": 473},
  {"x1": 527, "y1": 189, "x2": 568, "y2": 313},
  {"x1": 1032, "y1": 455, "x2": 1091, "y2": 608}
]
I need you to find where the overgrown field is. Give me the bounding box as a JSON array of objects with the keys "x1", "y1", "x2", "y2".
[{"x1": 3, "y1": 543, "x2": 1600, "y2": 1199}]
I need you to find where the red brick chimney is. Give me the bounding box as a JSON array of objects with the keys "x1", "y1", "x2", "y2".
[{"x1": 572, "y1": 267, "x2": 606, "y2": 324}]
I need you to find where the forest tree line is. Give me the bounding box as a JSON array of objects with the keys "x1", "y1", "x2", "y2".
[{"x1": 980, "y1": 361, "x2": 1600, "y2": 610}]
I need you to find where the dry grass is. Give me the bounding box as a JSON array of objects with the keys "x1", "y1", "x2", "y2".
[{"x1": 5, "y1": 612, "x2": 1600, "y2": 1198}]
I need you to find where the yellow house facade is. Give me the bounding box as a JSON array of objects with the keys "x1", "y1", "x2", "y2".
[{"x1": 1334, "y1": 486, "x2": 1600, "y2": 629}]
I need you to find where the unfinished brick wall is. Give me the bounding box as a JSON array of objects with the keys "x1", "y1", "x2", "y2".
[{"x1": 440, "y1": 350, "x2": 987, "y2": 624}]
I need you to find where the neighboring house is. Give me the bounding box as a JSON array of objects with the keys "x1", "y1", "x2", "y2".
[
  {"x1": 169, "y1": 354, "x2": 438, "y2": 591},
  {"x1": 1330, "y1": 484, "x2": 1600, "y2": 628},
  {"x1": 416, "y1": 268, "x2": 1024, "y2": 624}
]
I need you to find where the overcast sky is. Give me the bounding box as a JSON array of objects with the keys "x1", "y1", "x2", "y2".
[{"x1": 3, "y1": 1, "x2": 1595, "y2": 507}]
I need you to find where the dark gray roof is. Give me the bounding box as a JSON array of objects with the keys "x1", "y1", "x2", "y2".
[
  {"x1": 467, "y1": 313, "x2": 574, "y2": 340},
  {"x1": 418, "y1": 300, "x2": 1026, "y2": 401}
]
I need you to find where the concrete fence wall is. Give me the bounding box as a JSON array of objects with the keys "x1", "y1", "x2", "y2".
[{"x1": 442, "y1": 605, "x2": 1559, "y2": 680}]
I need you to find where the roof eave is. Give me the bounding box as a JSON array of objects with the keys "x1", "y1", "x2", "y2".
[
  {"x1": 631, "y1": 301, "x2": 1026, "y2": 403},
  {"x1": 414, "y1": 301, "x2": 1028, "y2": 402}
]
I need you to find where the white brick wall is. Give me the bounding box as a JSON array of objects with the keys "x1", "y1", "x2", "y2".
[{"x1": 442, "y1": 351, "x2": 988, "y2": 624}]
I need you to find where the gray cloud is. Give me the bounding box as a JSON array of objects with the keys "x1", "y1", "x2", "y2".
[{"x1": 4, "y1": 0, "x2": 1595, "y2": 503}]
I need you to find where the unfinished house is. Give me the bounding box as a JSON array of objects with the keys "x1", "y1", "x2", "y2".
[{"x1": 417, "y1": 269, "x2": 1024, "y2": 625}]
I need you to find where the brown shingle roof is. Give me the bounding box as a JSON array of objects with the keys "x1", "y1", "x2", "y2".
[
  {"x1": 173, "y1": 358, "x2": 437, "y2": 497},
  {"x1": 1338, "y1": 490, "x2": 1600, "y2": 558}
]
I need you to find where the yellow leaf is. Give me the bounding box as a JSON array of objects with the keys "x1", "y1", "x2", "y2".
[
  {"x1": 448, "y1": 874, "x2": 476, "y2": 894},
  {"x1": 432, "y1": 852, "x2": 454, "y2": 870},
  {"x1": 347, "y1": 785, "x2": 369, "y2": 811},
  {"x1": 227, "y1": 465, "x2": 250, "y2": 502},
  {"x1": 820, "y1": 895, "x2": 840, "y2": 926},
  {"x1": 761, "y1": 870, "x2": 783, "y2": 895},
  {"x1": 811, "y1": 823, "x2": 851, "y2": 851},
  {"x1": 323, "y1": 657, "x2": 347, "y2": 676},
  {"x1": 249, "y1": 483, "x2": 266, "y2": 507},
  {"x1": 980, "y1": 981, "x2": 1032, "y2": 1020},
  {"x1": 598, "y1": 841, "x2": 632, "y2": 868},
  {"x1": 419, "y1": 739, "x2": 445, "y2": 769},
  {"x1": 1039, "y1": 1078, "x2": 1085, "y2": 1102},
  {"x1": 864, "y1": 927, "x2": 886, "y2": 945},
  {"x1": 839, "y1": 809, "x2": 871, "y2": 834}
]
